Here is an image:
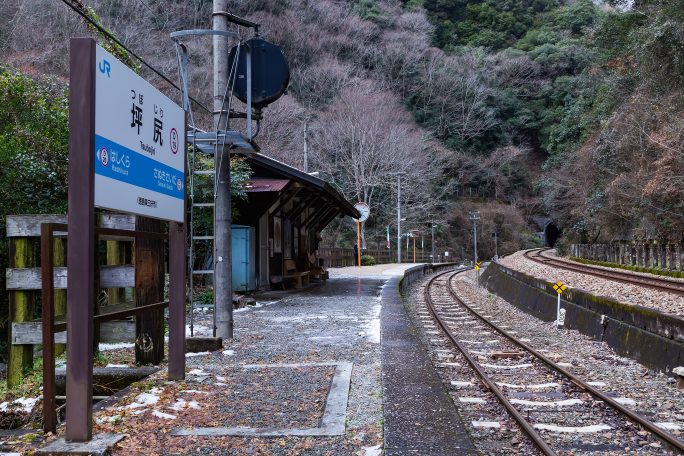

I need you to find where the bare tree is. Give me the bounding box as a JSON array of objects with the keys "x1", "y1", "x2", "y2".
[
  {"x1": 310, "y1": 81, "x2": 437, "y2": 246},
  {"x1": 412, "y1": 49, "x2": 498, "y2": 144}
]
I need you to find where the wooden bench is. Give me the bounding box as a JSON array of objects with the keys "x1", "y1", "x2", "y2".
[
  {"x1": 283, "y1": 259, "x2": 309, "y2": 289},
  {"x1": 307, "y1": 253, "x2": 327, "y2": 282}
]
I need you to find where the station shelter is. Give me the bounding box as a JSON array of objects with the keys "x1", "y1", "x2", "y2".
[{"x1": 232, "y1": 152, "x2": 358, "y2": 291}]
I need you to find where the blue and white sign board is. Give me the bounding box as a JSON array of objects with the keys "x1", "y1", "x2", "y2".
[{"x1": 94, "y1": 45, "x2": 185, "y2": 222}]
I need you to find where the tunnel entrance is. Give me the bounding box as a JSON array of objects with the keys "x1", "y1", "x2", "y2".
[{"x1": 544, "y1": 223, "x2": 560, "y2": 247}]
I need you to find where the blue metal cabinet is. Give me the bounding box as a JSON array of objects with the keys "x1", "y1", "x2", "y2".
[{"x1": 232, "y1": 225, "x2": 256, "y2": 292}]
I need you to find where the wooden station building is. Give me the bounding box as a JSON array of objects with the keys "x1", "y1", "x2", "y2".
[{"x1": 232, "y1": 152, "x2": 359, "y2": 291}]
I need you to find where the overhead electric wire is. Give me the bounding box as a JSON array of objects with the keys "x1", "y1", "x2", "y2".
[
  {"x1": 59, "y1": 0, "x2": 212, "y2": 114},
  {"x1": 131, "y1": 0, "x2": 157, "y2": 18}
]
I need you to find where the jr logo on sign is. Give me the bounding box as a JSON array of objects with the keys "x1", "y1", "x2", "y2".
[{"x1": 98, "y1": 60, "x2": 111, "y2": 78}]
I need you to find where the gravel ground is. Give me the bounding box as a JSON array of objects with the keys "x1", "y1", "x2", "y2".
[
  {"x1": 7, "y1": 278, "x2": 385, "y2": 455},
  {"x1": 405, "y1": 269, "x2": 684, "y2": 455},
  {"x1": 500, "y1": 250, "x2": 684, "y2": 317},
  {"x1": 95, "y1": 278, "x2": 385, "y2": 455},
  {"x1": 169, "y1": 364, "x2": 334, "y2": 429}
]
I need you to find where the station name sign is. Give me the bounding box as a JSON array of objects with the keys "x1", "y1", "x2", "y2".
[{"x1": 94, "y1": 45, "x2": 185, "y2": 222}]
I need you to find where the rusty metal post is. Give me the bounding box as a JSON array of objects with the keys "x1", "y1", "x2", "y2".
[
  {"x1": 66, "y1": 37, "x2": 96, "y2": 442},
  {"x1": 168, "y1": 220, "x2": 187, "y2": 380},
  {"x1": 41, "y1": 224, "x2": 56, "y2": 433},
  {"x1": 168, "y1": 116, "x2": 187, "y2": 380}
]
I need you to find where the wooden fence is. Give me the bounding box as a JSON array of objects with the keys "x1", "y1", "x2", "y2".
[
  {"x1": 571, "y1": 241, "x2": 684, "y2": 271},
  {"x1": 5, "y1": 214, "x2": 163, "y2": 387},
  {"x1": 318, "y1": 247, "x2": 436, "y2": 268}
]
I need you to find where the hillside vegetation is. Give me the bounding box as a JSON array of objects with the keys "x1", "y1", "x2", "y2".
[{"x1": 1, "y1": 0, "x2": 682, "y2": 259}]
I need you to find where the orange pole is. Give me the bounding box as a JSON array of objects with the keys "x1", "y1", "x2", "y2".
[
  {"x1": 413, "y1": 236, "x2": 416, "y2": 263},
  {"x1": 357, "y1": 220, "x2": 361, "y2": 267}
]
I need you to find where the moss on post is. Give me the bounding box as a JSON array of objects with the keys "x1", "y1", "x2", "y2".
[
  {"x1": 54, "y1": 237, "x2": 66, "y2": 356},
  {"x1": 8, "y1": 237, "x2": 35, "y2": 388},
  {"x1": 106, "y1": 240, "x2": 125, "y2": 304}
]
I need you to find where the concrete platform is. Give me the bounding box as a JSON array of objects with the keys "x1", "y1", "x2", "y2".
[
  {"x1": 37, "y1": 434, "x2": 125, "y2": 455},
  {"x1": 22, "y1": 265, "x2": 473, "y2": 455},
  {"x1": 381, "y1": 276, "x2": 477, "y2": 455},
  {"x1": 84, "y1": 276, "x2": 388, "y2": 454}
]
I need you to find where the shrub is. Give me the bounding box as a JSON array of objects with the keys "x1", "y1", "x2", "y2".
[
  {"x1": 196, "y1": 288, "x2": 213, "y2": 305},
  {"x1": 360, "y1": 254, "x2": 376, "y2": 266}
]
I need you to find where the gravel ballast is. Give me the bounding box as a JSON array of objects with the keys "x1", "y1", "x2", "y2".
[
  {"x1": 405, "y1": 269, "x2": 684, "y2": 455},
  {"x1": 500, "y1": 250, "x2": 684, "y2": 317}
]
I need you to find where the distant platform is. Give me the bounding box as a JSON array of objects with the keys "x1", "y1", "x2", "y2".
[{"x1": 328, "y1": 263, "x2": 424, "y2": 278}]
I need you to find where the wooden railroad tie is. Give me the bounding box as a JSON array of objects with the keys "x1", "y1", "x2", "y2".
[{"x1": 490, "y1": 351, "x2": 525, "y2": 359}]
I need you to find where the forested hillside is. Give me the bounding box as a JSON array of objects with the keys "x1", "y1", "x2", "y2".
[
  {"x1": 420, "y1": 0, "x2": 684, "y2": 248},
  {"x1": 1, "y1": 0, "x2": 682, "y2": 259}
]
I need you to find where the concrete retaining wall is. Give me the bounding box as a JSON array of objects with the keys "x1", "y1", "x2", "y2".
[
  {"x1": 481, "y1": 261, "x2": 684, "y2": 372},
  {"x1": 400, "y1": 263, "x2": 460, "y2": 294}
]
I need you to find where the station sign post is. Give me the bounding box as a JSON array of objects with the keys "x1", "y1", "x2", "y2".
[{"x1": 66, "y1": 38, "x2": 187, "y2": 442}]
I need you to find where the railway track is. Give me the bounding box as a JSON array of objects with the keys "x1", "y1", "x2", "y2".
[
  {"x1": 523, "y1": 248, "x2": 684, "y2": 295},
  {"x1": 424, "y1": 269, "x2": 684, "y2": 455}
]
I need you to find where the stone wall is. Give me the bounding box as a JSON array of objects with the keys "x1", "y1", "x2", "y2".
[{"x1": 571, "y1": 242, "x2": 684, "y2": 271}]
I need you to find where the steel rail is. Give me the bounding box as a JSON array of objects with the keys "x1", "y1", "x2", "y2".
[
  {"x1": 524, "y1": 249, "x2": 684, "y2": 295},
  {"x1": 442, "y1": 270, "x2": 684, "y2": 453},
  {"x1": 424, "y1": 269, "x2": 559, "y2": 456}
]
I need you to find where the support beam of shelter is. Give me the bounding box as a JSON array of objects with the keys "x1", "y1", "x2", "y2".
[
  {"x1": 301, "y1": 201, "x2": 330, "y2": 228},
  {"x1": 307, "y1": 205, "x2": 337, "y2": 231},
  {"x1": 269, "y1": 185, "x2": 303, "y2": 218},
  {"x1": 284, "y1": 194, "x2": 315, "y2": 221},
  {"x1": 316, "y1": 210, "x2": 342, "y2": 232}
]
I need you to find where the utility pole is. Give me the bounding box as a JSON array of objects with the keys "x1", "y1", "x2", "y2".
[
  {"x1": 470, "y1": 212, "x2": 480, "y2": 265},
  {"x1": 431, "y1": 223, "x2": 435, "y2": 262},
  {"x1": 396, "y1": 172, "x2": 406, "y2": 263},
  {"x1": 470, "y1": 212, "x2": 480, "y2": 285},
  {"x1": 303, "y1": 121, "x2": 309, "y2": 173},
  {"x1": 213, "y1": 0, "x2": 233, "y2": 339}
]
